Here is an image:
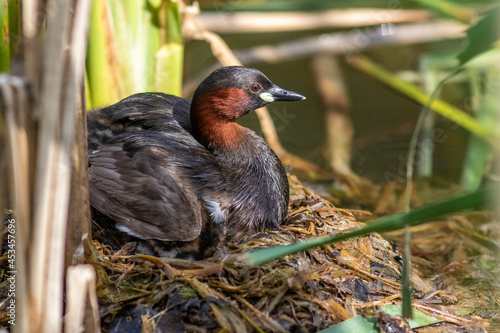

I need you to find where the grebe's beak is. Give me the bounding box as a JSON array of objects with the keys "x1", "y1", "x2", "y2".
[{"x1": 260, "y1": 85, "x2": 306, "y2": 103}]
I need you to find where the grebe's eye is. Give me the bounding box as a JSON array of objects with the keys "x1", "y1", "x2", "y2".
[{"x1": 250, "y1": 83, "x2": 262, "y2": 92}]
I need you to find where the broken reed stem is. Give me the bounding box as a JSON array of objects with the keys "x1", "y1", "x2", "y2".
[{"x1": 65, "y1": 265, "x2": 101, "y2": 333}]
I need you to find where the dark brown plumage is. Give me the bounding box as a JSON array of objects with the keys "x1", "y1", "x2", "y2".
[{"x1": 87, "y1": 66, "x2": 305, "y2": 259}]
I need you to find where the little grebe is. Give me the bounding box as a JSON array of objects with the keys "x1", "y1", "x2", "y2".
[{"x1": 87, "y1": 66, "x2": 305, "y2": 258}]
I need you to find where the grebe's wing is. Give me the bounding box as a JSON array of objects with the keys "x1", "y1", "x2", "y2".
[{"x1": 89, "y1": 130, "x2": 217, "y2": 241}]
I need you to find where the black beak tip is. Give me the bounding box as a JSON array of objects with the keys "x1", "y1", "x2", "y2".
[{"x1": 271, "y1": 88, "x2": 306, "y2": 102}]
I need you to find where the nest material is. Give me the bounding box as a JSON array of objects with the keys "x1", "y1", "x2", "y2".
[
  {"x1": 88, "y1": 175, "x2": 490, "y2": 333},
  {"x1": 0, "y1": 176, "x2": 493, "y2": 332}
]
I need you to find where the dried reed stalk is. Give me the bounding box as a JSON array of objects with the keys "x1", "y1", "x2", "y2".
[
  {"x1": 0, "y1": 75, "x2": 32, "y2": 333},
  {"x1": 197, "y1": 9, "x2": 432, "y2": 33},
  {"x1": 65, "y1": 265, "x2": 101, "y2": 333},
  {"x1": 235, "y1": 21, "x2": 465, "y2": 65},
  {"x1": 1, "y1": 0, "x2": 91, "y2": 332}
]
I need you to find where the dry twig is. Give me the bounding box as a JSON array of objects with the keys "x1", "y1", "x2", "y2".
[{"x1": 197, "y1": 9, "x2": 432, "y2": 33}]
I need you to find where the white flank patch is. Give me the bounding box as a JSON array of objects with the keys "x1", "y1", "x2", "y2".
[
  {"x1": 116, "y1": 224, "x2": 150, "y2": 239},
  {"x1": 204, "y1": 200, "x2": 227, "y2": 224},
  {"x1": 259, "y1": 92, "x2": 275, "y2": 102}
]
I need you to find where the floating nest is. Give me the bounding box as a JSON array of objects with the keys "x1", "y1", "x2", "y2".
[
  {"x1": 0, "y1": 176, "x2": 495, "y2": 332},
  {"x1": 88, "y1": 175, "x2": 492, "y2": 332}
]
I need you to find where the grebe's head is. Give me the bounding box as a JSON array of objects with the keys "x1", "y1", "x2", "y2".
[{"x1": 192, "y1": 66, "x2": 305, "y2": 121}]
